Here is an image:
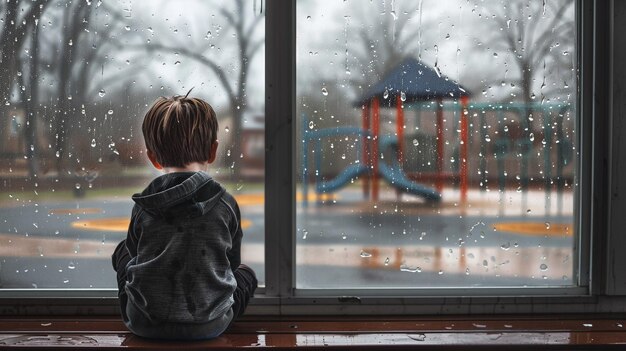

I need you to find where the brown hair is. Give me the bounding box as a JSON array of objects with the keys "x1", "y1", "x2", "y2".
[{"x1": 142, "y1": 94, "x2": 218, "y2": 167}]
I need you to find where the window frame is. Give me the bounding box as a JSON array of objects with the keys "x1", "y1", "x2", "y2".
[{"x1": 2, "y1": 0, "x2": 625, "y2": 316}]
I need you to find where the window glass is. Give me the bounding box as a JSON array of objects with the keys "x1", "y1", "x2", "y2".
[
  {"x1": 296, "y1": 0, "x2": 577, "y2": 288},
  {"x1": 0, "y1": 0, "x2": 265, "y2": 289}
]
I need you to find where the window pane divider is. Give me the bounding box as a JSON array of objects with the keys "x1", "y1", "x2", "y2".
[{"x1": 265, "y1": 0, "x2": 296, "y2": 298}]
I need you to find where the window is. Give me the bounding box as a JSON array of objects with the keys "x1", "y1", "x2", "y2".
[
  {"x1": 2, "y1": 0, "x2": 626, "y2": 316},
  {"x1": 0, "y1": 0, "x2": 265, "y2": 291},
  {"x1": 295, "y1": 0, "x2": 578, "y2": 290}
]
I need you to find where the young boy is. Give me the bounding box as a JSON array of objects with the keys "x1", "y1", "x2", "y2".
[{"x1": 112, "y1": 94, "x2": 257, "y2": 340}]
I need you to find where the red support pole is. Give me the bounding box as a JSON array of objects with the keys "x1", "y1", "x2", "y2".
[
  {"x1": 436, "y1": 98, "x2": 444, "y2": 193},
  {"x1": 372, "y1": 97, "x2": 380, "y2": 202},
  {"x1": 361, "y1": 103, "x2": 370, "y2": 199},
  {"x1": 460, "y1": 96, "x2": 469, "y2": 204},
  {"x1": 395, "y1": 94, "x2": 405, "y2": 166}
]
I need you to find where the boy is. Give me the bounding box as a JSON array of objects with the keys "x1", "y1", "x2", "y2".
[{"x1": 112, "y1": 93, "x2": 257, "y2": 340}]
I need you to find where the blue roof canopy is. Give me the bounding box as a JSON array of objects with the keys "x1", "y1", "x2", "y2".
[{"x1": 357, "y1": 57, "x2": 470, "y2": 106}]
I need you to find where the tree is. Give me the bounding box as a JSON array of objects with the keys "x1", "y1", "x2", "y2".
[
  {"x1": 0, "y1": 1, "x2": 48, "y2": 105},
  {"x1": 477, "y1": 0, "x2": 575, "y2": 107}
]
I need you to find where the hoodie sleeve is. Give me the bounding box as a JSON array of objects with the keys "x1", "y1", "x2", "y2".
[
  {"x1": 124, "y1": 205, "x2": 142, "y2": 257},
  {"x1": 226, "y1": 198, "x2": 242, "y2": 270}
]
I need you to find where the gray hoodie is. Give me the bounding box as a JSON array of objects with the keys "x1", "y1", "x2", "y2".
[{"x1": 122, "y1": 171, "x2": 242, "y2": 339}]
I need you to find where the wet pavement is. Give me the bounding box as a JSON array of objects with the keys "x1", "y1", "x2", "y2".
[{"x1": 0, "y1": 186, "x2": 575, "y2": 289}]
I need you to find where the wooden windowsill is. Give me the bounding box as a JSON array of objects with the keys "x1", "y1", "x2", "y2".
[{"x1": 1, "y1": 314, "x2": 626, "y2": 349}]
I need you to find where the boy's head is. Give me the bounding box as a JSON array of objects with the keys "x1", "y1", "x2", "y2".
[{"x1": 142, "y1": 94, "x2": 218, "y2": 169}]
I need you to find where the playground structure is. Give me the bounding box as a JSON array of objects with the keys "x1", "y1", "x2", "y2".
[
  {"x1": 301, "y1": 58, "x2": 575, "y2": 212},
  {"x1": 302, "y1": 57, "x2": 469, "y2": 205}
]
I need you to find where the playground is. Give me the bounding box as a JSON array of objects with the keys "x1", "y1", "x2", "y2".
[{"x1": 300, "y1": 58, "x2": 574, "y2": 211}]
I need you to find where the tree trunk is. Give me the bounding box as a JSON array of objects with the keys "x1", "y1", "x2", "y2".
[{"x1": 24, "y1": 23, "x2": 40, "y2": 178}]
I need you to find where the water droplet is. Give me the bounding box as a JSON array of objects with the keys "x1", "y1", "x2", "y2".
[
  {"x1": 527, "y1": 209, "x2": 531, "y2": 213},
  {"x1": 493, "y1": 52, "x2": 498, "y2": 58},
  {"x1": 384, "y1": 257, "x2": 390, "y2": 266},
  {"x1": 482, "y1": 260, "x2": 488, "y2": 267},
  {"x1": 383, "y1": 89, "x2": 389, "y2": 99},
  {"x1": 308, "y1": 121, "x2": 315, "y2": 130},
  {"x1": 617, "y1": 323, "x2": 623, "y2": 328},
  {"x1": 174, "y1": 60, "x2": 181, "y2": 65},
  {"x1": 408, "y1": 334, "x2": 426, "y2": 342},
  {"x1": 400, "y1": 91, "x2": 406, "y2": 102},
  {"x1": 341, "y1": 154, "x2": 346, "y2": 160},
  {"x1": 500, "y1": 242, "x2": 511, "y2": 251},
  {"x1": 68, "y1": 262, "x2": 76, "y2": 270},
  {"x1": 90, "y1": 139, "x2": 96, "y2": 148},
  {"x1": 465, "y1": 268, "x2": 470, "y2": 275},
  {"x1": 583, "y1": 323, "x2": 593, "y2": 327},
  {"x1": 412, "y1": 139, "x2": 419, "y2": 146},
  {"x1": 321, "y1": 87, "x2": 328, "y2": 96},
  {"x1": 400, "y1": 264, "x2": 421, "y2": 273},
  {"x1": 108, "y1": 109, "x2": 113, "y2": 115},
  {"x1": 545, "y1": 222, "x2": 551, "y2": 229},
  {"x1": 75, "y1": 183, "x2": 81, "y2": 189},
  {"x1": 224, "y1": 126, "x2": 230, "y2": 133},
  {"x1": 98, "y1": 89, "x2": 106, "y2": 97},
  {"x1": 302, "y1": 230, "x2": 308, "y2": 239},
  {"x1": 125, "y1": 25, "x2": 131, "y2": 31},
  {"x1": 540, "y1": 263, "x2": 548, "y2": 271},
  {"x1": 529, "y1": 133, "x2": 535, "y2": 141},
  {"x1": 485, "y1": 135, "x2": 491, "y2": 142},
  {"x1": 360, "y1": 250, "x2": 372, "y2": 258}
]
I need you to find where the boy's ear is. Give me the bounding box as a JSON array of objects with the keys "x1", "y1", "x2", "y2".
[
  {"x1": 146, "y1": 149, "x2": 163, "y2": 170},
  {"x1": 207, "y1": 141, "x2": 219, "y2": 164}
]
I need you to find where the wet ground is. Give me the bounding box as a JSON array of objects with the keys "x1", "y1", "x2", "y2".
[{"x1": 0, "y1": 186, "x2": 575, "y2": 290}]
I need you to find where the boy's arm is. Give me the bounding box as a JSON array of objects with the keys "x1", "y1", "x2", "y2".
[
  {"x1": 124, "y1": 205, "x2": 142, "y2": 257},
  {"x1": 227, "y1": 199, "x2": 243, "y2": 270}
]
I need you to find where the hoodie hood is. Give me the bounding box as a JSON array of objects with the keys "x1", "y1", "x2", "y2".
[{"x1": 132, "y1": 171, "x2": 225, "y2": 218}]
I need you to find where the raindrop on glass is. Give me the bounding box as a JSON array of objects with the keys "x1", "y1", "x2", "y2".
[
  {"x1": 98, "y1": 89, "x2": 106, "y2": 97},
  {"x1": 540, "y1": 263, "x2": 548, "y2": 271},
  {"x1": 90, "y1": 139, "x2": 96, "y2": 148},
  {"x1": 400, "y1": 91, "x2": 406, "y2": 102},
  {"x1": 360, "y1": 250, "x2": 372, "y2": 258},
  {"x1": 321, "y1": 87, "x2": 328, "y2": 96},
  {"x1": 383, "y1": 89, "x2": 389, "y2": 99}
]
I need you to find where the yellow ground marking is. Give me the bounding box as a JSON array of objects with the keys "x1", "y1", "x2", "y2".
[
  {"x1": 234, "y1": 192, "x2": 337, "y2": 205},
  {"x1": 61, "y1": 192, "x2": 326, "y2": 232},
  {"x1": 71, "y1": 218, "x2": 252, "y2": 232},
  {"x1": 48, "y1": 208, "x2": 102, "y2": 215},
  {"x1": 492, "y1": 222, "x2": 572, "y2": 237}
]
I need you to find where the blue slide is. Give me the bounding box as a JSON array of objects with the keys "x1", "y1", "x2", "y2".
[
  {"x1": 378, "y1": 162, "x2": 441, "y2": 201},
  {"x1": 316, "y1": 163, "x2": 370, "y2": 193},
  {"x1": 378, "y1": 136, "x2": 442, "y2": 202},
  {"x1": 313, "y1": 135, "x2": 441, "y2": 202}
]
